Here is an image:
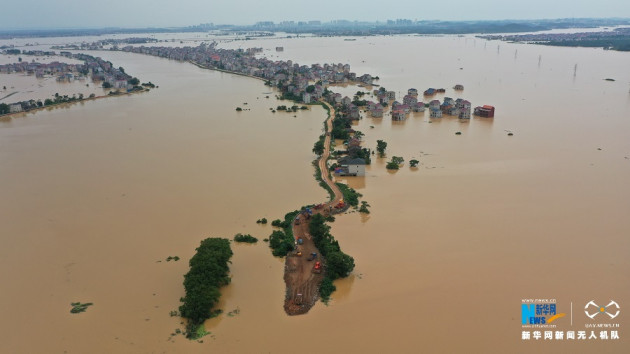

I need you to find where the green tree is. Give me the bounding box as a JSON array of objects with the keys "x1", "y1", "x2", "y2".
[
  {"x1": 409, "y1": 159, "x2": 419, "y2": 167},
  {"x1": 376, "y1": 140, "x2": 387, "y2": 156},
  {"x1": 386, "y1": 156, "x2": 404, "y2": 170},
  {"x1": 44, "y1": 99, "x2": 53, "y2": 106},
  {"x1": 312, "y1": 138, "x2": 325, "y2": 155},
  {"x1": 0, "y1": 103, "x2": 9, "y2": 114},
  {"x1": 102, "y1": 82, "x2": 112, "y2": 89},
  {"x1": 128, "y1": 77, "x2": 140, "y2": 85}
]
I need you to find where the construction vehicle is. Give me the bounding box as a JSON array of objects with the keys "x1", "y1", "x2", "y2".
[
  {"x1": 312, "y1": 261, "x2": 322, "y2": 274},
  {"x1": 307, "y1": 252, "x2": 317, "y2": 261}
]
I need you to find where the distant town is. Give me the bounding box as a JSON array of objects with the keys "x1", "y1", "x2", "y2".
[{"x1": 1, "y1": 18, "x2": 629, "y2": 39}]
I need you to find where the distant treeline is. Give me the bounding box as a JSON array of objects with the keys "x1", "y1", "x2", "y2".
[{"x1": 540, "y1": 38, "x2": 630, "y2": 51}]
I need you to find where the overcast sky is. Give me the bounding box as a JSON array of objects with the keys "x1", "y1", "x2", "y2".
[{"x1": 2, "y1": 0, "x2": 629, "y2": 29}]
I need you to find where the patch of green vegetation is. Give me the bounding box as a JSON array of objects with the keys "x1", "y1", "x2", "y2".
[
  {"x1": 319, "y1": 277, "x2": 336, "y2": 303},
  {"x1": 386, "y1": 156, "x2": 404, "y2": 170},
  {"x1": 179, "y1": 238, "x2": 233, "y2": 339},
  {"x1": 236, "y1": 107, "x2": 243, "y2": 111},
  {"x1": 70, "y1": 302, "x2": 93, "y2": 314},
  {"x1": 312, "y1": 135, "x2": 325, "y2": 155},
  {"x1": 256, "y1": 218, "x2": 267, "y2": 224},
  {"x1": 325, "y1": 215, "x2": 336, "y2": 222},
  {"x1": 309, "y1": 214, "x2": 355, "y2": 302},
  {"x1": 336, "y1": 183, "x2": 362, "y2": 207},
  {"x1": 359, "y1": 201, "x2": 370, "y2": 214},
  {"x1": 313, "y1": 161, "x2": 335, "y2": 201},
  {"x1": 190, "y1": 323, "x2": 211, "y2": 340},
  {"x1": 268, "y1": 210, "x2": 300, "y2": 257},
  {"x1": 409, "y1": 159, "x2": 420, "y2": 168},
  {"x1": 331, "y1": 114, "x2": 351, "y2": 140},
  {"x1": 233, "y1": 233, "x2": 258, "y2": 243},
  {"x1": 376, "y1": 140, "x2": 387, "y2": 157},
  {"x1": 166, "y1": 256, "x2": 180, "y2": 262}
]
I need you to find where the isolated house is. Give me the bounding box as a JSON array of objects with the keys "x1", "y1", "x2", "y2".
[{"x1": 337, "y1": 157, "x2": 366, "y2": 176}]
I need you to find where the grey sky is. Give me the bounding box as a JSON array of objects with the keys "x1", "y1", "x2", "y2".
[{"x1": 2, "y1": 0, "x2": 629, "y2": 29}]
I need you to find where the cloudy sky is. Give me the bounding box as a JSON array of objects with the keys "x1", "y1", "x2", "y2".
[{"x1": 2, "y1": 0, "x2": 629, "y2": 29}]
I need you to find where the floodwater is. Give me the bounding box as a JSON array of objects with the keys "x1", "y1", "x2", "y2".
[{"x1": 1, "y1": 34, "x2": 629, "y2": 353}]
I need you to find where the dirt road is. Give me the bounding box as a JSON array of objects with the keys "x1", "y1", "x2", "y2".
[{"x1": 283, "y1": 101, "x2": 345, "y2": 315}]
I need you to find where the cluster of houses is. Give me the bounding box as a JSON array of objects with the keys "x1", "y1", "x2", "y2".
[
  {"x1": 0, "y1": 52, "x2": 132, "y2": 89},
  {"x1": 0, "y1": 53, "x2": 138, "y2": 115},
  {"x1": 358, "y1": 87, "x2": 493, "y2": 121},
  {"x1": 0, "y1": 60, "x2": 85, "y2": 80},
  {"x1": 51, "y1": 37, "x2": 158, "y2": 51},
  {"x1": 118, "y1": 42, "x2": 372, "y2": 90}
]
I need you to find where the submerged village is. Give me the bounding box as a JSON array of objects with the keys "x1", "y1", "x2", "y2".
[
  {"x1": 113, "y1": 41, "x2": 495, "y2": 172},
  {"x1": 0, "y1": 50, "x2": 148, "y2": 115}
]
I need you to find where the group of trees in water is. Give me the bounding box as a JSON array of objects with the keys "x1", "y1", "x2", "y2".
[
  {"x1": 179, "y1": 238, "x2": 233, "y2": 338},
  {"x1": 309, "y1": 214, "x2": 355, "y2": 301},
  {"x1": 268, "y1": 210, "x2": 300, "y2": 257}
]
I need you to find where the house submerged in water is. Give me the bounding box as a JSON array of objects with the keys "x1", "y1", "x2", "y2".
[{"x1": 335, "y1": 157, "x2": 366, "y2": 176}]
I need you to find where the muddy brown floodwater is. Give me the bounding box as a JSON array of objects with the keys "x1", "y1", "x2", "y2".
[{"x1": 1, "y1": 34, "x2": 629, "y2": 353}]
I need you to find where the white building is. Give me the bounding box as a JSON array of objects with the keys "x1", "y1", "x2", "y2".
[{"x1": 9, "y1": 103, "x2": 23, "y2": 113}]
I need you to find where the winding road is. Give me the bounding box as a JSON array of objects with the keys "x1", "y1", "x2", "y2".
[{"x1": 283, "y1": 101, "x2": 345, "y2": 315}]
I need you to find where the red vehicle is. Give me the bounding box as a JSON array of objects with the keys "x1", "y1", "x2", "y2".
[{"x1": 312, "y1": 261, "x2": 322, "y2": 274}]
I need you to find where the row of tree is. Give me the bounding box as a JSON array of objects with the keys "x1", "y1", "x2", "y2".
[
  {"x1": 308, "y1": 214, "x2": 355, "y2": 301},
  {"x1": 268, "y1": 210, "x2": 300, "y2": 257},
  {"x1": 179, "y1": 238, "x2": 233, "y2": 338}
]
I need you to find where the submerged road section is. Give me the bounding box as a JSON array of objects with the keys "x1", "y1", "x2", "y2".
[{"x1": 283, "y1": 102, "x2": 344, "y2": 315}]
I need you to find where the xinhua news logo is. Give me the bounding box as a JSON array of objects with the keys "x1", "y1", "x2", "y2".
[{"x1": 521, "y1": 300, "x2": 566, "y2": 326}]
